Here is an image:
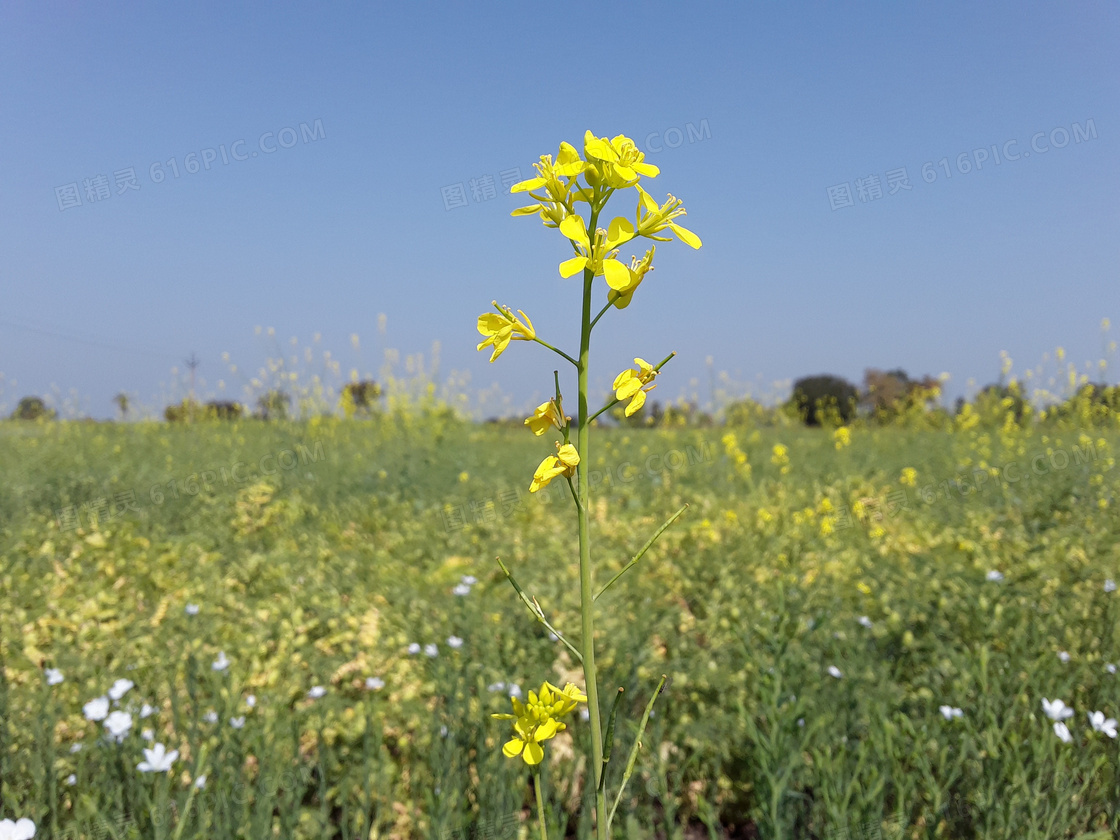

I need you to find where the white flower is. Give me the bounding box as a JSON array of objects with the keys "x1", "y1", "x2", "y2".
[
  {"x1": 857, "y1": 616, "x2": 873, "y2": 629},
  {"x1": 407, "y1": 643, "x2": 421, "y2": 655},
  {"x1": 509, "y1": 684, "x2": 523, "y2": 700},
  {"x1": 65, "y1": 774, "x2": 77, "y2": 786},
  {"x1": 452, "y1": 583, "x2": 472, "y2": 596},
  {"x1": 230, "y1": 716, "x2": 245, "y2": 729},
  {"x1": 939, "y1": 705, "x2": 963, "y2": 720},
  {"x1": 440, "y1": 724, "x2": 449, "y2": 738},
  {"x1": 104, "y1": 711, "x2": 132, "y2": 742},
  {"x1": 45, "y1": 669, "x2": 64, "y2": 686},
  {"x1": 424, "y1": 643, "x2": 439, "y2": 658},
  {"x1": 1105, "y1": 579, "x2": 1117, "y2": 593},
  {"x1": 83, "y1": 697, "x2": 110, "y2": 722},
  {"x1": 108, "y1": 679, "x2": 134, "y2": 701},
  {"x1": 308, "y1": 686, "x2": 326, "y2": 699},
  {"x1": 1053, "y1": 722, "x2": 1072, "y2": 743},
  {"x1": 212, "y1": 652, "x2": 230, "y2": 672},
  {"x1": 1107, "y1": 664, "x2": 1117, "y2": 675},
  {"x1": 579, "y1": 707, "x2": 590, "y2": 721},
  {"x1": 139, "y1": 703, "x2": 156, "y2": 719},
  {"x1": 487, "y1": 681, "x2": 506, "y2": 693},
  {"x1": 447, "y1": 636, "x2": 463, "y2": 649},
  {"x1": 461, "y1": 575, "x2": 478, "y2": 586},
  {"x1": 827, "y1": 666, "x2": 843, "y2": 679},
  {"x1": 185, "y1": 603, "x2": 199, "y2": 615},
  {"x1": 986, "y1": 570, "x2": 1004, "y2": 582},
  {"x1": 1088, "y1": 711, "x2": 1118, "y2": 738},
  {"x1": 141, "y1": 729, "x2": 154, "y2": 741},
  {"x1": 137, "y1": 742, "x2": 178, "y2": 772},
  {"x1": 246, "y1": 694, "x2": 256, "y2": 708},
  {"x1": 1057, "y1": 651, "x2": 1071, "y2": 663},
  {"x1": 797, "y1": 718, "x2": 805, "y2": 727},
  {"x1": 0, "y1": 817, "x2": 36, "y2": 840},
  {"x1": 203, "y1": 711, "x2": 218, "y2": 724},
  {"x1": 1042, "y1": 698, "x2": 1074, "y2": 721},
  {"x1": 193, "y1": 774, "x2": 207, "y2": 789},
  {"x1": 69, "y1": 744, "x2": 83, "y2": 754},
  {"x1": 365, "y1": 677, "x2": 384, "y2": 691}
]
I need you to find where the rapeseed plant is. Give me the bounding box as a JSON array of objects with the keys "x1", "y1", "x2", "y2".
[{"x1": 475, "y1": 130, "x2": 700, "y2": 839}]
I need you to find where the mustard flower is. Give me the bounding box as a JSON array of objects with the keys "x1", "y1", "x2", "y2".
[
  {"x1": 492, "y1": 681, "x2": 587, "y2": 765},
  {"x1": 557, "y1": 213, "x2": 633, "y2": 285},
  {"x1": 525, "y1": 398, "x2": 566, "y2": 436},
  {"x1": 614, "y1": 358, "x2": 659, "y2": 417},
  {"x1": 607, "y1": 246, "x2": 655, "y2": 310},
  {"x1": 634, "y1": 184, "x2": 702, "y2": 249},
  {"x1": 529, "y1": 443, "x2": 579, "y2": 493},
  {"x1": 583, "y1": 131, "x2": 659, "y2": 189},
  {"x1": 511, "y1": 142, "x2": 587, "y2": 208},
  {"x1": 476, "y1": 303, "x2": 536, "y2": 363}
]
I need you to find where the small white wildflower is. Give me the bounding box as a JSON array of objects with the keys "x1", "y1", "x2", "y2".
[
  {"x1": 1042, "y1": 698, "x2": 1074, "y2": 721},
  {"x1": 407, "y1": 643, "x2": 421, "y2": 655},
  {"x1": 939, "y1": 705, "x2": 964, "y2": 720},
  {"x1": 193, "y1": 774, "x2": 207, "y2": 789},
  {"x1": 308, "y1": 686, "x2": 326, "y2": 699},
  {"x1": 461, "y1": 575, "x2": 478, "y2": 585},
  {"x1": 66, "y1": 774, "x2": 77, "y2": 786},
  {"x1": 365, "y1": 677, "x2": 384, "y2": 691},
  {"x1": 245, "y1": 694, "x2": 256, "y2": 708},
  {"x1": 230, "y1": 716, "x2": 245, "y2": 729},
  {"x1": 797, "y1": 718, "x2": 805, "y2": 727},
  {"x1": 447, "y1": 636, "x2": 464, "y2": 649},
  {"x1": 69, "y1": 743, "x2": 82, "y2": 754},
  {"x1": 141, "y1": 729, "x2": 154, "y2": 741},
  {"x1": 0, "y1": 817, "x2": 36, "y2": 840},
  {"x1": 139, "y1": 703, "x2": 156, "y2": 719},
  {"x1": 1088, "y1": 711, "x2": 1118, "y2": 738},
  {"x1": 579, "y1": 708, "x2": 590, "y2": 721},
  {"x1": 986, "y1": 570, "x2": 1004, "y2": 582},
  {"x1": 185, "y1": 604, "x2": 199, "y2": 615},
  {"x1": 827, "y1": 666, "x2": 843, "y2": 679},
  {"x1": 857, "y1": 616, "x2": 873, "y2": 629},
  {"x1": 1107, "y1": 664, "x2": 1117, "y2": 675},
  {"x1": 212, "y1": 652, "x2": 230, "y2": 672},
  {"x1": 203, "y1": 711, "x2": 218, "y2": 724},
  {"x1": 487, "y1": 682, "x2": 506, "y2": 693},
  {"x1": 440, "y1": 725, "x2": 449, "y2": 738},
  {"x1": 137, "y1": 743, "x2": 178, "y2": 773},
  {"x1": 452, "y1": 583, "x2": 472, "y2": 597},
  {"x1": 108, "y1": 679, "x2": 134, "y2": 701},
  {"x1": 509, "y1": 684, "x2": 523, "y2": 700},
  {"x1": 424, "y1": 643, "x2": 439, "y2": 658},
  {"x1": 1058, "y1": 651, "x2": 1071, "y2": 663},
  {"x1": 548, "y1": 632, "x2": 559, "y2": 641},
  {"x1": 1106, "y1": 579, "x2": 1117, "y2": 593},
  {"x1": 1053, "y1": 721, "x2": 1072, "y2": 743},
  {"x1": 83, "y1": 697, "x2": 110, "y2": 722},
  {"x1": 45, "y1": 668, "x2": 64, "y2": 686}
]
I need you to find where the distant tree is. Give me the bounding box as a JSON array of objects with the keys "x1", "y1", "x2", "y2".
[
  {"x1": 255, "y1": 390, "x2": 291, "y2": 421},
  {"x1": 164, "y1": 399, "x2": 203, "y2": 423},
  {"x1": 204, "y1": 400, "x2": 244, "y2": 420},
  {"x1": 723, "y1": 397, "x2": 767, "y2": 427},
  {"x1": 341, "y1": 380, "x2": 382, "y2": 417},
  {"x1": 11, "y1": 396, "x2": 55, "y2": 421},
  {"x1": 974, "y1": 382, "x2": 1028, "y2": 425},
  {"x1": 113, "y1": 392, "x2": 130, "y2": 420},
  {"x1": 787, "y1": 375, "x2": 859, "y2": 426},
  {"x1": 862, "y1": 369, "x2": 942, "y2": 421}
]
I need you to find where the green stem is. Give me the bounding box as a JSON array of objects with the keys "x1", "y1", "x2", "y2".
[
  {"x1": 589, "y1": 300, "x2": 614, "y2": 332},
  {"x1": 594, "y1": 504, "x2": 689, "y2": 602},
  {"x1": 532, "y1": 336, "x2": 579, "y2": 368},
  {"x1": 533, "y1": 767, "x2": 549, "y2": 840},
  {"x1": 578, "y1": 207, "x2": 608, "y2": 840}
]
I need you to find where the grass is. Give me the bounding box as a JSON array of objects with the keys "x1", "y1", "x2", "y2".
[{"x1": 1, "y1": 410, "x2": 1118, "y2": 839}]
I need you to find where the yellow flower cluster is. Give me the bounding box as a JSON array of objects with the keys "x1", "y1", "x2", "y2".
[
  {"x1": 492, "y1": 681, "x2": 587, "y2": 765},
  {"x1": 771, "y1": 443, "x2": 791, "y2": 475}
]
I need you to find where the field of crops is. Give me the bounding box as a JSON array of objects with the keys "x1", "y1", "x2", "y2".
[{"x1": 2, "y1": 408, "x2": 1119, "y2": 839}]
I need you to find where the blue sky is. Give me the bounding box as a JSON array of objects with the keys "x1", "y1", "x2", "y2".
[{"x1": 2, "y1": 1, "x2": 1117, "y2": 419}]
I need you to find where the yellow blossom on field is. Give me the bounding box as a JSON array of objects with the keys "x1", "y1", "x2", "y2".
[
  {"x1": 492, "y1": 681, "x2": 586, "y2": 765},
  {"x1": 614, "y1": 358, "x2": 659, "y2": 417},
  {"x1": 833, "y1": 427, "x2": 851, "y2": 449},
  {"x1": 525, "y1": 398, "x2": 566, "y2": 436},
  {"x1": 900, "y1": 467, "x2": 918, "y2": 487},
  {"x1": 530, "y1": 443, "x2": 580, "y2": 493}
]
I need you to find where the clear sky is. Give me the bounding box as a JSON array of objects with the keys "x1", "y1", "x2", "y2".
[{"x1": 2, "y1": 1, "x2": 1117, "y2": 420}]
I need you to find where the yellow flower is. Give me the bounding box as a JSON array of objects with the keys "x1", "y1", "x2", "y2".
[
  {"x1": 614, "y1": 358, "x2": 658, "y2": 416},
  {"x1": 557, "y1": 214, "x2": 634, "y2": 285},
  {"x1": 607, "y1": 246, "x2": 655, "y2": 310},
  {"x1": 634, "y1": 184, "x2": 701, "y2": 249},
  {"x1": 833, "y1": 427, "x2": 851, "y2": 449},
  {"x1": 492, "y1": 681, "x2": 586, "y2": 765},
  {"x1": 900, "y1": 467, "x2": 918, "y2": 487},
  {"x1": 583, "y1": 131, "x2": 659, "y2": 189},
  {"x1": 529, "y1": 443, "x2": 580, "y2": 493},
  {"x1": 476, "y1": 303, "x2": 536, "y2": 363},
  {"x1": 525, "y1": 398, "x2": 566, "y2": 436}
]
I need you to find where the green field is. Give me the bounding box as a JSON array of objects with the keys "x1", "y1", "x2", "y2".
[{"x1": 2, "y1": 411, "x2": 1119, "y2": 839}]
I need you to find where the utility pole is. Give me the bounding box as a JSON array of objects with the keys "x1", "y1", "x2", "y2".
[{"x1": 185, "y1": 353, "x2": 201, "y2": 403}]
